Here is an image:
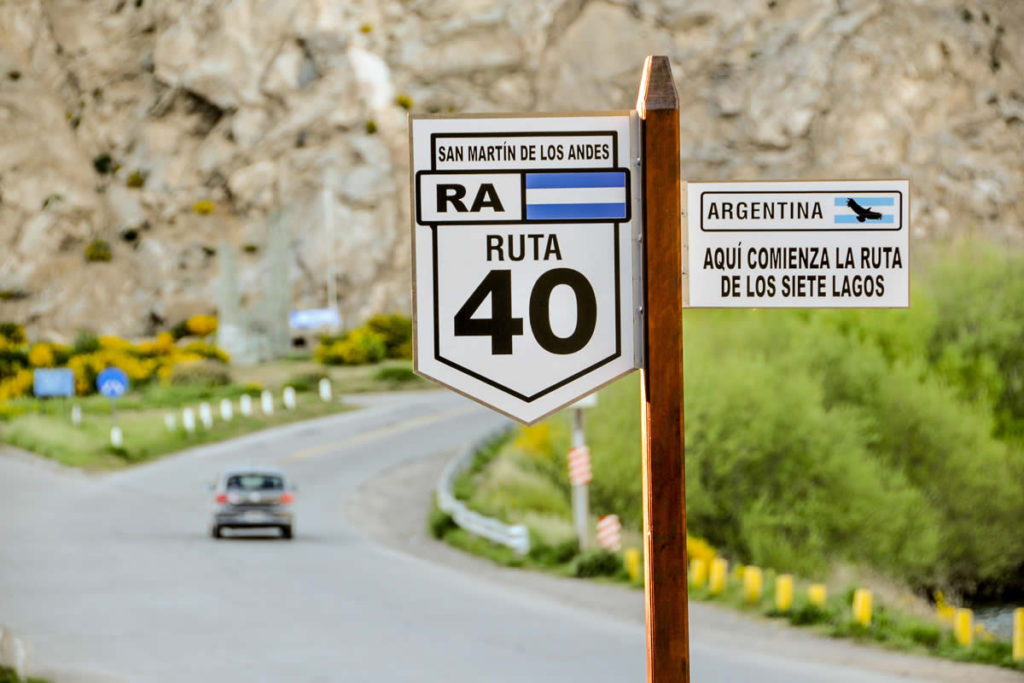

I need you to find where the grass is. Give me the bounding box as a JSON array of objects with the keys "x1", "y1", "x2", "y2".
[
  {"x1": 0, "y1": 665, "x2": 48, "y2": 683},
  {"x1": 0, "y1": 359, "x2": 428, "y2": 470},
  {"x1": 1, "y1": 391, "x2": 353, "y2": 469}
]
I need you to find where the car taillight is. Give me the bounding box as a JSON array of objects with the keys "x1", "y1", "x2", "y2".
[
  {"x1": 280, "y1": 492, "x2": 294, "y2": 504},
  {"x1": 215, "y1": 493, "x2": 228, "y2": 504}
]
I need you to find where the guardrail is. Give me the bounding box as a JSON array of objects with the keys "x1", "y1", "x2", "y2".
[{"x1": 436, "y1": 428, "x2": 530, "y2": 556}]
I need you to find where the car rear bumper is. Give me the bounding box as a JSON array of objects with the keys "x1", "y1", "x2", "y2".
[{"x1": 215, "y1": 508, "x2": 293, "y2": 527}]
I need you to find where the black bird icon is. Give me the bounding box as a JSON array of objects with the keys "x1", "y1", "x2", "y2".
[{"x1": 846, "y1": 198, "x2": 882, "y2": 222}]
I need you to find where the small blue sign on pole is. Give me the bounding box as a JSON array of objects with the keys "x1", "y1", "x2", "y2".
[
  {"x1": 33, "y1": 368, "x2": 75, "y2": 397},
  {"x1": 97, "y1": 367, "x2": 129, "y2": 398}
]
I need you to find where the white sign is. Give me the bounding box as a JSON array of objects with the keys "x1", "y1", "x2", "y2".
[
  {"x1": 686, "y1": 180, "x2": 910, "y2": 308},
  {"x1": 411, "y1": 114, "x2": 642, "y2": 424}
]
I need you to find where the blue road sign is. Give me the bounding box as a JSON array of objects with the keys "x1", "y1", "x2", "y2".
[
  {"x1": 96, "y1": 367, "x2": 129, "y2": 398},
  {"x1": 33, "y1": 368, "x2": 75, "y2": 397}
]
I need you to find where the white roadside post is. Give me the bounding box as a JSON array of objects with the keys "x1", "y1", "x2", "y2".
[
  {"x1": 70, "y1": 404, "x2": 82, "y2": 427},
  {"x1": 199, "y1": 402, "x2": 213, "y2": 429},
  {"x1": 282, "y1": 386, "x2": 297, "y2": 410},
  {"x1": 110, "y1": 425, "x2": 123, "y2": 449},
  {"x1": 239, "y1": 394, "x2": 253, "y2": 416},
  {"x1": 260, "y1": 390, "x2": 274, "y2": 415},
  {"x1": 219, "y1": 398, "x2": 233, "y2": 421},
  {"x1": 164, "y1": 413, "x2": 175, "y2": 432},
  {"x1": 182, "y1": 407, "x2": 196, "y2": 435},
  {"x1": 318, "y1": 377, "x2": 332, "y2": 402}
]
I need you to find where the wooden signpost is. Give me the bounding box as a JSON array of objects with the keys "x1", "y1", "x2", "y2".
[{"x1": 636, "y1": 56, "x2": 689, "y2": 682}]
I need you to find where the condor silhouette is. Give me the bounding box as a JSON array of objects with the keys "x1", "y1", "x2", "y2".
[{"x1": 846, "y1": 198, "x2": 883, "y2": 222}]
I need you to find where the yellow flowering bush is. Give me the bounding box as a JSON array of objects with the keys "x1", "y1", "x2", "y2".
[
  {"x1": 186, "y1": 314, "x2": 218, "y2": 338},
  {"x1": 28, "y1": 343, "x2": 55, "y2": 368},
  {"x1": 0, "y1": 369, "x2": 32, "y2": 401}
]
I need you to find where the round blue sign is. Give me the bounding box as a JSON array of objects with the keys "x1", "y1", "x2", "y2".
[{"x1": 97, "y1": 367, "x2": 129, "y2": 398}]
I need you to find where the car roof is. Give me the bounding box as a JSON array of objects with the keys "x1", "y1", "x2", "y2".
[{"x1": 221, "y1": 466, "x2": 287, "y2": 478}]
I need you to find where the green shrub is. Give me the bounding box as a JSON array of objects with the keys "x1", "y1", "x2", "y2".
[
  {"x1": 0, "y1": 322, "x2": 26, "y2": 344},
  {"x1": 395, "y1": 94, "x2": 413, "y2": 110},
  {"x1": 84, "y1": 239, "x2": 112, "y2": 262},
  {"x1": 284, "y1": 372, "x2": 328, "y2": 393},
  {"x1": 365, "y1": 119, "x2": 378, "y2": 134},
  {"x1": 901, "y1": 621, "x2": 942, "y2": 648},
  {"x1": 71, "y1": 330, "x2": 100, "y2": 354},
  {"x1": 572, "y1": 549, "x2": 622, "y2": 578},
  {"x1": 364, "y1": 313, "x2": 412, "y2": 358},
  {"x1": 126, "y1": 169, "x2": 147, "y2": 188},
  {"x1": 372, "y1": 365, "x2": 419, "y2": 383},
  {"x1": 529, "y1": 536, "x2": 578, "y2": 566},
  {"x1": 168, "y1": 361, "x2": 231, "y2": 387},
  {"x1": 316, "y1": 329, "x2": 387, "y2": 365},
  {"x1": 92, "y1": 153, "x2": 115, "y2": 175},
  {"x1": 428, "y1": 502, "x2": 456, "y2": 539}
]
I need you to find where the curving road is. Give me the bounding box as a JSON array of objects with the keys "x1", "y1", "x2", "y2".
[{"x1": 0, "y1": 390, "x2": 1017, "y2": 682}]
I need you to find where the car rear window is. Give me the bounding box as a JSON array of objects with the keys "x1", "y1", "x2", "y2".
[{"x1": 225, "y1": 474, "x2": 284, "y2": 491}]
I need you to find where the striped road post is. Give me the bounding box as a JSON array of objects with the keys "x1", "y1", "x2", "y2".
[{"x1": 596, "y1": 514, "x2": 622, "y2": 552}]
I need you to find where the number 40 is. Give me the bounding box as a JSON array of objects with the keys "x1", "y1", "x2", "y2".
[{"x1": 454, "y1": 268, "x2": 597, "y2": 355}]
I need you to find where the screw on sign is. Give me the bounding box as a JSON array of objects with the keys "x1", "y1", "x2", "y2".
[
  {"x1": 567, "y1": 445, "x2": 592, "y2": 486},
  {"x1": 596, "y1": 514, "x2": 622, "y2": 551}
]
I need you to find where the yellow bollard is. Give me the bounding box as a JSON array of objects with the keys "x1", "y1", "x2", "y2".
[
  {"x1": 625, "y1": 548, "x2": 641, "y2": 583},
  {"x1": 954, "y1": 608, "x2": 973, "y2": 647},
  {"x1": 808, "y1": 583, "x2": 827, "y2": 607},
  {"x1": 775, "y1": 575, "x2": 794, "y2": 612},
  {"x1": 1013, "y1": 607, "x2": 1023, "y2": 661},
  {"x1": 690, "y1": 558, "x2": 708, "y2": 588},
  {"x1": 852, "y1": 588, "x2": 872, "y2": 627},
  {"x1": 743, "y1": 566, "x2": 763, "y2": 604},
  {"x1": 709, "y1": 557, "x2": 728, "y2": 595}
]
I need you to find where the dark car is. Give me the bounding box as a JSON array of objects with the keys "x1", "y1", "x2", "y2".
[{"x1": 211, "y1": 466, "x2": 294, "y2": 539}]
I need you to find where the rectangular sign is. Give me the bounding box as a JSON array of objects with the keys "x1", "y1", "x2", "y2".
[
  {"x1": 686, "y1": 180, "x2": 910, "y2": 308},
  {"x1": 411, "y1": 114, "x2": 642, "y2": 424},
  {"x1": 33, "y1": 368, "x2": 75, "y2": 397}
]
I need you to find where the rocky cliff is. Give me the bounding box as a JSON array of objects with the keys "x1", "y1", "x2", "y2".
[{"x1": 0, "y1": 0, "x2": 1021, "y2": 340}]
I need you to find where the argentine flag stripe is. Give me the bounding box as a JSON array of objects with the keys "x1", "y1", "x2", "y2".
[
  {"x1": 526, "y1": 187, "x2": 625, "y2": 205},
  {"x1": 525, "y1": 171, "x2": 627, "y2": 220},
  {"x1": 834, "y1": 214, "x2": 895, "y2": 224},
  {"x1": 525, "y1": 171, "x2": 625, "y2": 189},
  {"x1": 525, "y1": 203, "x2": 628, "y2": 220},
  {"x1": 834, "y1": 197, "x2": 894, "y2": 206}
]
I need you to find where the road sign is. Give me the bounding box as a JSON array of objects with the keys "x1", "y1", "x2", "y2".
[
  {"x1": 289, "y1": 308, "x2": 341, "y2": 330},
  {"x1": 33, "y1": 368, "x2": 74, "y2": 397},
  {"x1": 411, "y1": 114, "x2": 642, "y2": 424},
  {"x1": 686, "y1": 180, "x2": 910, "y2": 308},
  {"x1": 96, "y1": 367, "x2": 129, "y2": 398}
]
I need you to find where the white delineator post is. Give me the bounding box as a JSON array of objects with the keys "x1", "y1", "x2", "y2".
[
  {"x1": 110, "y1": 426, "x2": 123, "y2": 449},
  {"x1": 71, "y1": 404, "x2": 82, "y2": 427},
  {"x1": 318, "y1": 377, "x2": 332, "y2": 402},
  {"x1": 282, "y1": 386, "x2": 297, "y2": 410},
  {"x1": 199, "y1": 402, "x2": 213, "y2": 429},
  {"x1": 596, "y1": 514, "x2": 622, "y2": 552},
  {"x1": 239, "y1": 394, "x2": 253, "y2": 416},
  {"x1": 260, "y1": 390, "x2": 274, "y2": 415},
  {"x1": 569, "y1": 404, "x2": 592, "y2": 551},
  {"x1": 164, "y1": 413, "x2": 175, "y2": 431},
  {"x1": 219, "y1": 398, "x2": 233, "y2": 421},
  {"x1": 182, "y1": 407, "x2": 196, "y2": 434}
]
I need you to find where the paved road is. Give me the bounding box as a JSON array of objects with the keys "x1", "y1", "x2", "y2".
[{"x1": 0, "y1": 391, "x2": 1015, "y2": 682}]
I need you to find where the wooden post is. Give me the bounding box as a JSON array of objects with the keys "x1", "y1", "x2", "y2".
[{"x1": 637, "y1": 56, "x2": 688, "y2": 682}]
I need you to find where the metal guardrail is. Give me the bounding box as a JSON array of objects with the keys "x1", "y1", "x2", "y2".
[{"x1": 436, "y1": 429, "x2": 530, "y2": 556}]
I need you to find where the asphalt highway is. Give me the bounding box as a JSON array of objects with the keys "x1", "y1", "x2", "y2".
[{"x1": 0, "y1": 390, "x2": 1016, "y2": 682}]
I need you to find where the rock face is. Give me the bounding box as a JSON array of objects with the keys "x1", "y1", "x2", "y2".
[{"x1": 0, "y1": 0, "x2": 1021, "y2": 340}]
